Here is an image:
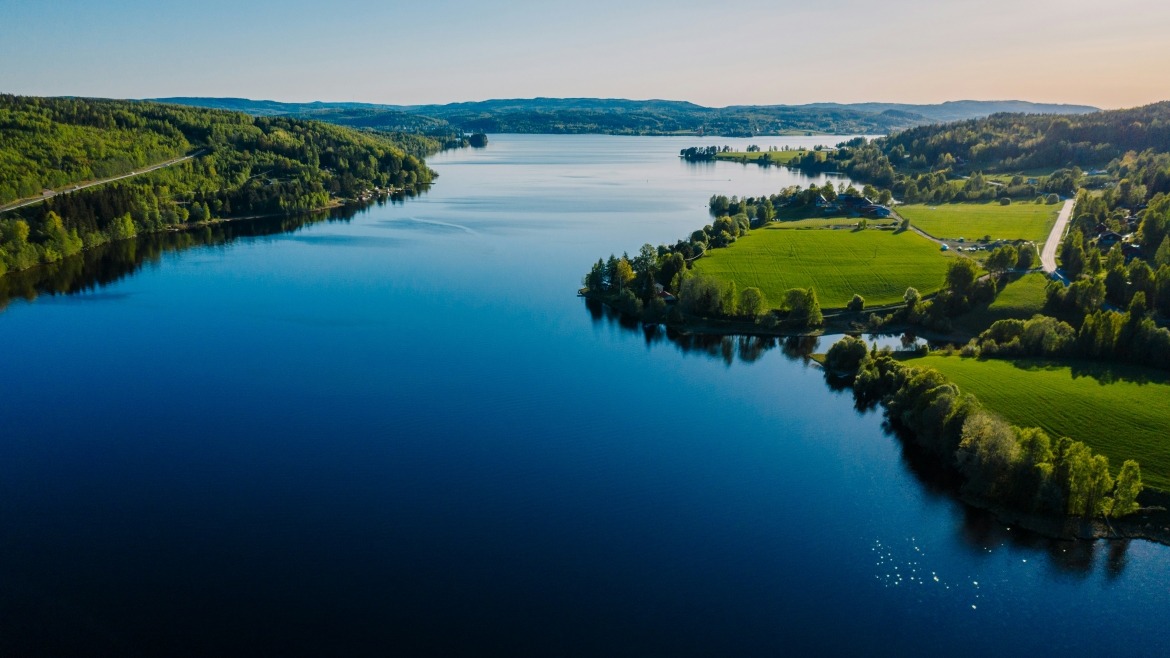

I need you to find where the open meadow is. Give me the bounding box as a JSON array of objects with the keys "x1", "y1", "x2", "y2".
[
  {"x1": 693, "y1": 227, "x2": 957, "y2": 308},
  {"x1": 897, "y1": 202, "x2": 1059, "y2": 243},
  {"x1": 951, "y1": 272, "x2": 1051, "y2": 335},
  {"x1": 713, "y1": 150, "x2": 816, "y2": 165},
  {"x1": 909, "y1": 355, "x2": 1170, "y2": 490}
]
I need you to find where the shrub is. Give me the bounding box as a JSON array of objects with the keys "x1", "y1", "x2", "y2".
[{"x1": 825, "y1": 335, "x2": 869, "y2": 374}]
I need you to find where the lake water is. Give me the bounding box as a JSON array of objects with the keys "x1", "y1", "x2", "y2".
[{"x1": 2, "y1": 134, "x2": 1169, "y2": 655}]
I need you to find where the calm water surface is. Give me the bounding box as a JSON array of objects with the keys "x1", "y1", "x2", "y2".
[{"x1": 2, "y1": 135, "x2": 1169, "y2": 655}]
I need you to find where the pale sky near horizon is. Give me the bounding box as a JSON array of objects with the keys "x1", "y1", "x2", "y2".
[{"x1": 1, "y1": 0, "x2": 1167, "y2": 109}]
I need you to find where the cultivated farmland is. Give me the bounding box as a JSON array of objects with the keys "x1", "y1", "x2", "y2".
[
  {"x1": 712, "y1": 150, "x2": 814, "y2": 165},
  {"x1": 693, "y1": 227, "x2": 957, "y2": 308},
  {"x1": 898, "y1": 202, "x2": 1059, "y2": 243},
  {"x1": 910, "y1": 355, "x2": 1170, "y2": 490}
]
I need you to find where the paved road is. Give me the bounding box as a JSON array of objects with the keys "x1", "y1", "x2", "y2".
[
  {"x1": 1040, "y1": 199, "x2": 1075, "y2": 274},
  {"x1": 0, "y1": 150, "x2": 204, "y2": 215}
]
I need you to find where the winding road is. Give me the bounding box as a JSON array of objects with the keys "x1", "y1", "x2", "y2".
[
  {"x1": 1040, "y1": 198, "x2": 1075, "y2": 274},
  {"x1": 0, "y1": 150, "x2": 204, "y2": 215}
]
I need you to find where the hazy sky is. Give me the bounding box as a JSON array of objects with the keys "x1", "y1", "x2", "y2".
[{"x1": 2, "y1": 0, "x2": 1167, "y2": 108}]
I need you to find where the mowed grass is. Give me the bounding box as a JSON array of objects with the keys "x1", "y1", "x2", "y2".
[
  {"x1": 773, "y1": 218, "x2": 879, "y2": 229},
  {"x1": 713, "y1": 150, "x2": 815, "y2": 165},
  {"x1": 693, "y1": 227, "x2": 957, "y2": 308},
  {"x1": 952, "y1": 272, "x2": 1051, "y2": 335},
  {"x1": 898, "y1": 202, "x2": 1059, "y2": 243},
  {"x1": 986, "y1": 273, "x2": 1050, "y2": 317},
  {"x1": 910, "y1": 355, "x2": 1170, "y2": 490}
]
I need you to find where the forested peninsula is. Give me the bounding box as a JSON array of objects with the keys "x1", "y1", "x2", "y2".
[
  {"x1": 0, "y1": 95, "x2": 435, "y2": 276},
  {"x1": 585, "y1": 100, "x2": 1170, "y2": 539}
]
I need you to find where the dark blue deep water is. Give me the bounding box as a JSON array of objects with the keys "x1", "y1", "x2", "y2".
[{"x1": 2, "y1": 135, "x2": 1169, "y2": 655}]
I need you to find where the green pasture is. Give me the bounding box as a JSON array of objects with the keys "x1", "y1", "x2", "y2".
[
  {"x1": 951, "y1": 272, "x2": 1051, "y2": 336},
  {"x1": 897, "y1": 202, "x2": 1058, "y2": 243},
  {"x1": 713, "y1": 150, "x2": 816, "y2": 165},
  {"x1": 693, "y1": 227, "x2": 957, "y2": 308},
  {"x1": 910, "y1": 355, "x2": 1170, "y2": 490}
]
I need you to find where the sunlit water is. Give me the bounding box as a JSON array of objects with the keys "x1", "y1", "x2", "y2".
[{"x1": 1, "y1": 135, "x2": 1168, "y2": 655}]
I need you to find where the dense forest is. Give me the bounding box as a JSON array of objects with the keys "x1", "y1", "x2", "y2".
[
  {"x1": 156, "y1": 97, "x2": 1098, "y2": 138},
  {"x1": 0, "y1": 95, "x2": 435, "y2": 276}
]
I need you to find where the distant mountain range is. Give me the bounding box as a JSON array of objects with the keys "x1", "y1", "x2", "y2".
[{"x1": 152, "y1": 97, "x2": 1100, "y2": 137}]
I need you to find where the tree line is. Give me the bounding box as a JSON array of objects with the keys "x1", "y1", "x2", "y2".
[
  {"x1": 828, "y1": 338, "x2": 1144, "y2": 520},
  {"x1": 582, "y1": 214, "x2": 823, "y2": 330}
]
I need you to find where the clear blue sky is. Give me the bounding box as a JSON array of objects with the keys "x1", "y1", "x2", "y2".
[{"x1": 2, "y1": 0, "x2": 1166, "y2": 109}]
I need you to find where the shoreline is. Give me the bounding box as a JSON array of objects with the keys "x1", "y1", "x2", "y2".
[
  {"x1": 0, "y1": 190, "x2": 420, "y2": 282},
  {"x1": 586, "y1": 292, "x2": 1170, "y2": 546},
  {"x1": 581, "y1": 289, "x2": 958, "y2": 343},
  {"x1": 961, "y1": 493, "x2": 1170, "y2": 546}
]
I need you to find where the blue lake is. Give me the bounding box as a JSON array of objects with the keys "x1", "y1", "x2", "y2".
[{"x1": 2, "y1": 134, "x2": 1169, "y2": 655}]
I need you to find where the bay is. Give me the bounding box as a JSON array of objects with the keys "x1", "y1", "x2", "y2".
[{"x1": 1, "y1": 134, "x2": 1168, "y2": 655}]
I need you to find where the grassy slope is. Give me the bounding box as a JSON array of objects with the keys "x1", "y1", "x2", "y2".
[
  {"x1": 911, "y1": 355, "x2": 1170, "y2": 490},
  {"x1": 693, "y1": 227, "x2": 956, "y2": 308},
  {"x1": 897, "y1": 202, "x2": 1059, "y2": 243},
  {"x1": 951, "y1": 272, "x2": 1051, "y2": 335}
]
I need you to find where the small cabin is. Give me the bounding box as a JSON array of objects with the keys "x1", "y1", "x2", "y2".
[{"x1": 1098, "y1": 231, "x2": 1124, "y2": 249}]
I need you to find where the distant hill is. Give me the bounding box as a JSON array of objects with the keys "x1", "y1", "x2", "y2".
[
  {"x1": 797, "y1": 100, "x2": 1099, "y2": 123},
  {"x1": 154, "y1": 97, "x2": 383, "y2": 116},
  {"x1": 153, "y1": 97, "x2": 1101, "y2": 137}
]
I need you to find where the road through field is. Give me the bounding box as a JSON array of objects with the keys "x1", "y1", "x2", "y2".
[{"x1": 1040, "y1": 199, "x2": 1075, "y2": 274}]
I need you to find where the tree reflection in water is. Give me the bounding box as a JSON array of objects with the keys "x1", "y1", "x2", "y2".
[
  {"x1": 585, "y1": 297, "x2": 1137, "y2": 579},
  {"x1": 0, "y1": 195, "x2": 422, "y2": 312}
]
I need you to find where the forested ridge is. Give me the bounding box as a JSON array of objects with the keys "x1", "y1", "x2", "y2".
[
  {"x1": 0, "y1": 95, "x2": 435, "y2": 276},
  {"x1": 881, "y1": 102, "x2": 1170, "y2": 171},
  {"x1": 156, "y1": 96, "x2": 1098, "y2": 138}
]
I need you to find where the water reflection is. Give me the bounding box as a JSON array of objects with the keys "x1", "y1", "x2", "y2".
[
  {"x1": 885, "y1": 380, "x2": 1138, "y2": 579},
  {"x1": 585, "y1": 298, "x2": 923, "y2": 366},
  {"x1": 1106, "y1": 540, "x2": 1132, "y2": 580},
  {"x1": 0, "y1": 198, "x2": 421, "y2": 312},
  {"x1": 585, "y1": 297, "x2": 1138, "y2": 579},
  {"x1": 678, "y1": 159, "x2": 854, "y2": 186},
  {"x1": 586, "y1": 298, "x2": 819, "y2": 365}
]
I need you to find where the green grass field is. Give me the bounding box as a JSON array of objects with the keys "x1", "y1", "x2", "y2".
[
  {"x1": 772, "y1": 218, "x2": 889, "y2": 229},
  {"x1": 897, "y1": 202, "x2": 1059, "y2": 243},
  {"x1": 693, "y1": 227, "x2": 957, "y2": 308},
  {"x1": 985, "y1": 273, "x2": 1050, "y2": 316},
  {"x1": 951, "y1": 272, "x2": 1051, "y2": 335},
  {"x1": 713, "y1": 150, "x2": 815, "y2": 165},
  {"x1": 910, "y1": 355, "x2": 1170, "y2": 490}
]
